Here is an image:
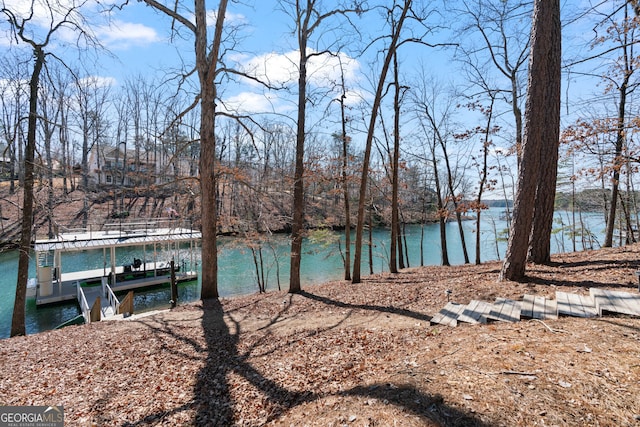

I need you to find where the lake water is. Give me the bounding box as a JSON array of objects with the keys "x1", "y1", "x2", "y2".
[{"x1": 0, "y1": 209, "x2": 606, "y2": 338}]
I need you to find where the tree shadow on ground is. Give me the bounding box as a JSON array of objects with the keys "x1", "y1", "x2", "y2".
[
  {"x1": 548, "y1": 259, "x2": 640, "y2": 270},
  {"x1": 190, "y1": 298, "x2": 493, "y2": 426},
  {"x1": 343, "y1": 384, "x2": 492, "y2": 427},
  {"x1": 298, "y1": 290, "x2": 432, "y2": 322},
  {"x1": 120, "y1": 298, "x2": 494, "y2": 425},
  {"x1": 519, "y1": 259, "x2": 640, "y2": 290},
  {"x1": 193, "y1": 299, "x2": 312, "y2": 425},
  {"x1": 525, "y1": 276, "x2": 637, "y2": 290}
]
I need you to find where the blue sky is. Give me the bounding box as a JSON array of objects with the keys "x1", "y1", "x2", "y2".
[
  {"x1": 1, "y1": 0, "x2": 627, "y2": 197},
  {"x1": 94, "y1": 2, "x2": 377, "y2": 116},
  {"x1": 0, "y1": 1, "x2": 614, "y2": 117},
  {"x1": 0, "y1": 0, "x2": 529, "y2": 122}
]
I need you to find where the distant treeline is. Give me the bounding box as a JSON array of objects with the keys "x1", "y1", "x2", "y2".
[
  {"x1": 484, "y1": 189, "x2": 637, "y2": 213},
  {"x1": 483, "y1": 199, "x2": 513, "y2": 208},
  {"x1": 555, "y1": 189, "x2": 636, "y2": 212}
]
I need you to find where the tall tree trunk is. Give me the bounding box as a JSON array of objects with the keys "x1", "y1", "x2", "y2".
[
  {"x1": 197, "y1": 0, "x2": 227, "y2": 299},
  {"x1": 603, "y1": 77, "x2": 629, "y2": 247},
  {"x1": 289, "y1": 17, "x2": 308, "y2": 294},
  {"x1": 11, "y1": 47, "x2": 44, "y2": 337},
  {"x1": 528, "y1": 10, "x2": 562, "y2": 264},
  {"x1": 353, "y1": 0, "x2": 411, "y2": 283},
  {"x1": 45, "y1": 113, "x2": 55, "y2": 239},
  {"x1": 441, "y1": 145, "x2": 470, "y2": 264},
  {"x1": 81, "y1": 106, "x2": 90, "y2": 227},
  {"x1": 60, "y1": 95, "x2": 69, "y2": 195},
  {"x1": 511, "y1": 73, "x2": 524, "y2": 167},
  {"x1": 9, "y1": 131, "x2": 16, "y2": 195},
  {"x1": 432, "y1": 150, "x2": 450, "y2": 267},
  {"x1": 501, "y1": 0, "x2": 560, "y2": 281},
  {"x1": 604, "y1": 5, "x2": 635, "y2": 247},
  {"x1": 390, "y1": 51, "x2": 401, "y2": 274},
  {"x1": 339, "y1": 76, "x2": 351, "y2": 281},
  {"x1": 17, "y1": 120, "x2": 24, "y2": 187},
  {"x1": 475, "y1": 97, "x2": 494, "y2": 265}
]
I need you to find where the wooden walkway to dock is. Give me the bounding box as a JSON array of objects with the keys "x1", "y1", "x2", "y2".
[{"x1": 431, "y1": 288, "x2": 640, "y2": 327}]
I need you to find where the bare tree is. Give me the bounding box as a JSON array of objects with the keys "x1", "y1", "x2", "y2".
[
  {"x1": 335, "y1": 58, "x2": 353, "y2": 281},
  {"x1": 439, "y1": 122, "x2": 471, "y2": 265},
  {"x1": 279, "y1": 0, "x2": 364, "y2": 293},
  {"x1": 74, "y1": 75, "x2": 111, "y2": 224},
  {"x1": 413, "y1": 75, "x2": 471, "y2": 264},
  {"x1": 0, "y1": 54, "x2": 28, "y2": 195},
  {"x1": 352, "y1": 0, "x2": 412, "y2": 283},
  {"x1": 37, "y1": 68, "x2": 63, "y2": 238},
  {"x1": 595, "y1": 4, "x2": 640, "y2": 247},
  {"x1": 137, "y1": 0, "x2": 229, "y2": 299},
  {"x1": 389, "y1": 44, "x2": 406, "y2": 273},
  {"x1": 50, "y1": 69, "x2": 74, "y2": 194},
  {"x1": 410, "y1": 112, "x2": 451, "y2": 266},
  {"x1": 2, "y1": 0, "x2": 99, "y2": 336},
  {"x1": 463, "y1": 96, "x2": 498, "y2": 265},
  {"x1": 455, "y1": 0, "x2": 531, "y2": 165}
]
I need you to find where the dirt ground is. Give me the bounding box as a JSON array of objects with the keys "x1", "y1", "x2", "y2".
[{"x1": 1, "y1": 244, "x2": 640, "y2": 426}]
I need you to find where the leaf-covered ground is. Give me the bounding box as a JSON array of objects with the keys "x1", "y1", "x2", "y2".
[{"x1": 1, "y1": 245, "x2": 640, "y2": 426}]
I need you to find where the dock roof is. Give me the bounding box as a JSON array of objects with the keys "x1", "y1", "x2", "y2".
[{"x1": 34, "y1": 228, "x2": 201, "y2": 252}]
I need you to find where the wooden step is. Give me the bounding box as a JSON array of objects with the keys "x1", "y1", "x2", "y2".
[
  {"x1": 521, "y1": 294, "x2": 557, "y2": 320},
  {"x1": 429, "y1": 289, "x2": 638, "y2": 330},
  {"x1": 589, "y1": 288, "x2": 640, "y2": 317},
  {"x1": 458, "y1": 300, "x2": 493, "y2": 324},
  {"x1": 431, "y1": 302, "x2": 466, "y2": 327},
  {"x1": 486, "y1": 298, "x2": 521, "y2": 323},
  {"x1": 556, "y1": 291, "x2": 597, "y2": 318}
]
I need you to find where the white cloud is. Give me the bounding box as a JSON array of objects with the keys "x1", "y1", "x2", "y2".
[
  {"x1": 242, "y1": 51, "x2": 298, "y2": 87},
  {"x1": 0, "y1": 0, "x2": 108, "y2": 51},
  {"x1": 206, "y1": 10, "x2": 247, "y2": 26},
  {"x1": 221, "y1": 91, "x2": 283, "y2": 115},
  {"x1": 223, "y1": 49, "x2": 366, "y2": 116},
  {"x1": 307, "y1": 51, "x2": 360, "y2": 87},
  {"x1": 2, "y1": 0, "x2": 81, "y2": 26},
  {"x1": 78, "y1": 75, "x2": 116, "y2": 89},
  {"x1": 240, "y1": 49, "x2": 361, "y2": 90},
  {"x1": 341, "y1": 88, "x2": 368, "y2": 107},
  {"x1": 0, "y1": 78, "x2": 28, "y2": 93},
  {"x1": 94, "y1": 20, "x2": 160, "y2": 49},
  {"x1": 1, "y1": 0, "x2": 96, "y2": 35}
]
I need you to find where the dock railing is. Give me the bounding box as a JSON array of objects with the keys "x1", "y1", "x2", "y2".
[
  {"x1": 76, "y1": 282, "x2": 91, "y2": 324},
  {"x1": 102, "y1": 277, "x2": 120, "y2": 316},
  {"x1": 103, "y1": 218, "x2": 195, "y2": 237},
  {"x1": 36, "y1": 219, "x2": 199, "y2": 242},
  {"x1": 57, "y1": 223, "x2": 100, "y2": 240}
]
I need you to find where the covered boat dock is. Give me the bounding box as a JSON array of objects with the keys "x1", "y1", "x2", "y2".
[{"x1": 32, "y1": 220, "x2": 201, "y2": 322}]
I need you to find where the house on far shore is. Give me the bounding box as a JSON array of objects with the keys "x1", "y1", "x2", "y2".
[{"x1": 87, "y1": 145, "x2": 198, "y2": 189}]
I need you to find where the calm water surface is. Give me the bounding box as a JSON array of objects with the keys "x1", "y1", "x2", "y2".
[{"x1": 0, "y1": 209, "x2": 605, "y2": 338}]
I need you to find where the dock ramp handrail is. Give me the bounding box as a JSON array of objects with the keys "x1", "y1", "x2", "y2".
[
  {"x1": 76, "y1": 282, "x2": 91, "y2": 324},
  {"x1": 103, "y1": 219, "x2": 194, "y2": 237},
  {"x1": 102, "y1": 277, "x2": 120, "y2": 315}
]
